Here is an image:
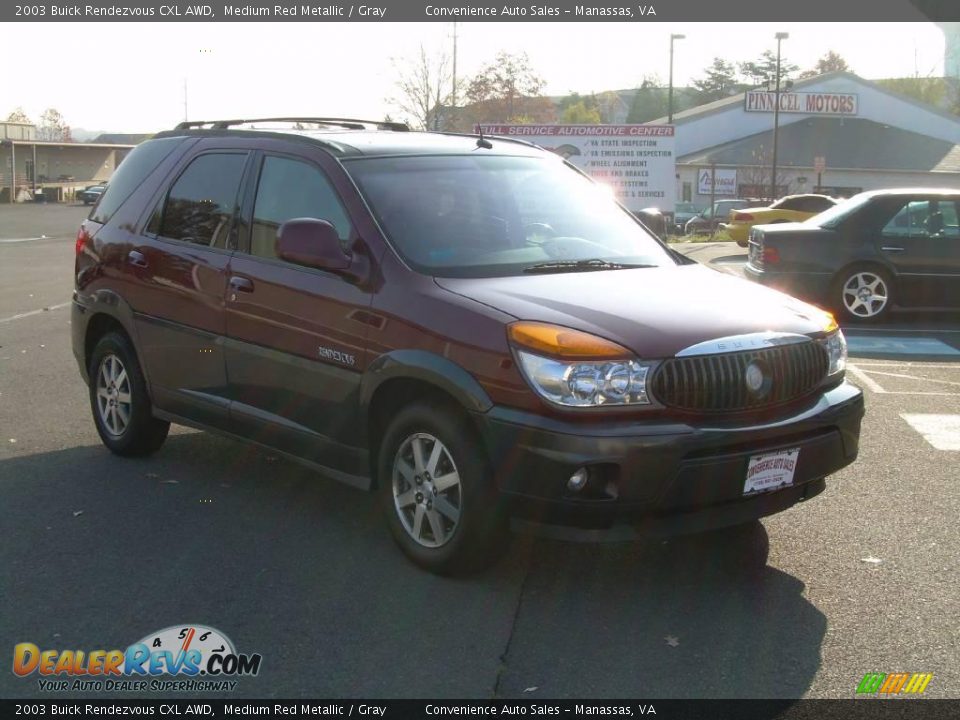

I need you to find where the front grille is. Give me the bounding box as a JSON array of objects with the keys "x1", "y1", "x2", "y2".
[{"x1": 651, "y1": 341, "x2": 829, "y2": 412}]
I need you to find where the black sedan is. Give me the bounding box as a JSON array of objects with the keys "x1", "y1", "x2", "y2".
[
  {"x1": 77, "y1": 184, "x2": 107, "y2": 205},
  {"x1": 744, "y1": 188, "x2": 960, "y2": 322}
]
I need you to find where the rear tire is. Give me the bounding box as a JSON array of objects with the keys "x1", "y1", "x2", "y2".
[
  {"x1": 377, "y1": 402, "x2": 508, "y2": 575},
  {"x1": 833, "y1": 265, "x2": 893, "y2": 323},
  {"x1": 88, "y1": 332, "x2": 169, "y2": 456}
]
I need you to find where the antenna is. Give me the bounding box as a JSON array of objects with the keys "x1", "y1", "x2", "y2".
[{"x1": 476, "y1": 125, "x2": 492, "y2": 149}]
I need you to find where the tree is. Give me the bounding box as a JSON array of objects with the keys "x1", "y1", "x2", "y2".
[
  {"x1": 876, "y1": 76, "x2": 951, "y2": 110},
  {"x1": 388, "y1": 45, "x2": 451, "y2": 131},
  {"x1": 692, "y1": 58, "x2": 739, "y2": 103},
  {"x1": 798, "y1": 50, "x2": 851, "y2": 79},
  {"x1": 737, "y1": 143, "x2": 792, "y2": 200},
  {"x1": 6, "y1": 107, "x2": 32, "y2": 123},
  {"x1": 463, "y1": 51, "x2": 548, "y2": 123},
  {"x1": 561, "y1": 100, "x2": 601, "y2": 124},
  {"x1": 739, "y1": 50, "x2": 799, "y2": 87},
  {"x1": 626, "y1": 74, "x2": 669, "y2": 123},
  {"x1": 38, "y1": 108, "x2": 72, "y2": 142}
]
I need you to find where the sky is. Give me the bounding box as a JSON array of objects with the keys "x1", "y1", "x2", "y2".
[{"x1": 3, "y1": 22, "x2": 948, "y2": 133}]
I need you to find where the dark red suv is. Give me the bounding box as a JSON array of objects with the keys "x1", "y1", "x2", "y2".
[{"x1": 72, "y1": 118, "x2": 864, "y2": 574}]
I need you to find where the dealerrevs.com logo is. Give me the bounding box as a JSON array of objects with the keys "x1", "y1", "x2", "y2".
[{"x1": 13, "y1": 624, "x2": 262, "y2": 692}]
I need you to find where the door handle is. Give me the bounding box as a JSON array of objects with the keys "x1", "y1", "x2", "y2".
[
  {"x1": 229, "y1": 276, "x2": 254, "y2": 292},
  {"x1": 127, "y1": 250, "x2": 148, "y2": 268},
  {"x1": 880, "y1": 246, "x2": 905, "y2": 253}
]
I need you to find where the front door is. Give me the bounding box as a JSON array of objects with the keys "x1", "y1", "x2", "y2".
[{"x1": 224, "y1": 150, "x2": 374, "y2": 480}]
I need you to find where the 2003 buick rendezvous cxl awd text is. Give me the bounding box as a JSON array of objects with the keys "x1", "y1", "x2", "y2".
[{"x1": 72, "y1": 118, "x2": 864, "y2": 573}]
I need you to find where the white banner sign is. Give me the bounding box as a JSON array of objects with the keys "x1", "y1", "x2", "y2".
[
  {"x1": 744, "y1": 91, "x2": 858, "y2": 115},
  {"x1": 478, "y1": 124, "x2": 676, "y2": 213},
  {"x1": 697, "y1": 168, "x2": 737, "y2": 196}
]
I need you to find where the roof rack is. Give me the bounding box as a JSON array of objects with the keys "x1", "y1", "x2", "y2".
[{"x1": 173, "y1": 117, "x2": 409, "y2": 132}]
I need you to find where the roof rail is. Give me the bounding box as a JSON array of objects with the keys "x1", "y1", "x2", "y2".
[{"x1": 173, "y1": 117, "x2": 409, "y2": 132}]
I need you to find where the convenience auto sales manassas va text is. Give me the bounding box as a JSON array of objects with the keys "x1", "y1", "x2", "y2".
[{"x1": 424, "y1": 707, "x2": 651, "y2": 716}]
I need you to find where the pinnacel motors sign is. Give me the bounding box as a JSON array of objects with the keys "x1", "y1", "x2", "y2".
[{"x1": 744, "y1": 91, "x2": 859, "y2": 116}]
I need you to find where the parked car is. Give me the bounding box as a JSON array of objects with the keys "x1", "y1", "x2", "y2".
[
  {"x1": 77, "y1": 184, "x2": 107, "y2": 205},
  {"x1": 722, "y1": 194, "x2": 838, "y2": 247},
  {"x1": 685, "y1": 198, "x2": 766, "y2": 235},
  {"x1": 72, "y1": 118, "x2": 863, "y2": 574},
  {"x1": 673, "y1": 202, "x2": 703, "y2": 234},
  {"x1": 744, "y1": 188, "x2": 960, "y2": 322}
]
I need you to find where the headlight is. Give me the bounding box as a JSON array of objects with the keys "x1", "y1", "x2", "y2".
[
  {"x1": 817, "y1": 316, "x2": 847, "y2": 376},
  {"x1": 508, "y1": 322, "x2": 652, "y2": 407}
]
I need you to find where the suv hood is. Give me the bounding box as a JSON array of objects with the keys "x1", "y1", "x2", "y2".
[{"x1": 436, "y1": 264, "x2": 830, "y2": 359}]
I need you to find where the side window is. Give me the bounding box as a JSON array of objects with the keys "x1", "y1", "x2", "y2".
[
  {"x1": 159, "y1": 153, "x2": 247, "y2": 249},
  {"x1": 250, "y1": 156, "x2": 353, "y2": 260},
  {"x1": 775, "y1": 197, "x2": 803, "y2": 211},
  {"x1": 882, "y1": 200, "x2": 931, "y2": 239},
  {"x1": 937, "y1": 201, "x2": 960, "y2": 238},
  {"x1": 808, "y1": 196, "x2": 835, "y2": 213}
]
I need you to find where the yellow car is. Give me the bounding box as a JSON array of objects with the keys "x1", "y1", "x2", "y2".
[{"x1": 722, "y1": 194, "x2": 838, "y2": 246}]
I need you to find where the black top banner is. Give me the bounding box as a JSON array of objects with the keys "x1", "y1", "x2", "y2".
[{"x1": 2, "y1": 0, "x2": 958, "y2": 22}]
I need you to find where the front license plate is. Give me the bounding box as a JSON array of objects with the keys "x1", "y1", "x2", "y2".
[{"x1": 744, "y1": 448, "x2": 800, "y2": 495}]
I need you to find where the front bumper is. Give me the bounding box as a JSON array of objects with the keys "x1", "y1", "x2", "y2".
[{"x1": 476, "y1": 381, "x2": 864, "y2": 536}]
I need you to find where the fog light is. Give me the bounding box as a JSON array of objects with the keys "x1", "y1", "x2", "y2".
[{"x1": 567, "y1": 467, "x2": 589, "y2": 492}]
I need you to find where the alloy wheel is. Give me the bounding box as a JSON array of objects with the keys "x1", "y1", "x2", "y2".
[
  {"x1": 842, "y1": 271, "x2": 889, "y2": 319},
  {"x1": 392, "y1": 433, "x2": 462, "y2": 548},
  {"x1": 96, "y1": 353, "x2": 132, "y2": 437}
]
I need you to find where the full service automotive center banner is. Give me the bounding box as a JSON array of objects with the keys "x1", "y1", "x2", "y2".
[{"x1": 479, "y1": 125, "x2": 675, "y2": 213}]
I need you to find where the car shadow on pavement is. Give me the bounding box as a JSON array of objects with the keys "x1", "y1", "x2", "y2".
[
  {"x1": 496, "y1": 529, "x2": 825, "y2": 699},
  {"x1": 0, "y1": 432, "x2": 824, "y2": 700}
]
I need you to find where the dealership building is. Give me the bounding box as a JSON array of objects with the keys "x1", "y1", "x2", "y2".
[
  {"x1": 0, "y1": 122, "x2": 137, "y2": 203},
  {"x1": 662, "y1": 71, "x2": 960, "y2": 205}
]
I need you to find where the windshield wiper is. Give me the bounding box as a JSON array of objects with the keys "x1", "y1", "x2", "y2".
[{"x1": 522, "y1": 258, "x2": 655, "y2": 274}]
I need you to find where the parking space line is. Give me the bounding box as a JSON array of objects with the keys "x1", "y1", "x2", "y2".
[
  {"x1": 863, "y1": 370, "x2": 960, "y2": 388},
  {"x1": 853, "y1": 362, "x2": 960, "y2": 369},
  {"x1": 900, "y1": 414, "x2": 960, "y2": 451},
  {"x1": 0, "y1": 301, "x2": 71, "y2": 324},
  {"x1": 846, "y1": 363, "x2": 887, "y2": 393}
]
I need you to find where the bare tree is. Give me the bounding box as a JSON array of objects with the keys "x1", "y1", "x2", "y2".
[
  {"x1": 463, "y1": 51, "x2": 547, "y2": 123},
  {"x1": 737, "y1": 143, "x2": 792, "y2": 200},
  {"x1": 38, "y1": 108, "x2": 72, "y2": 142},
  {"x1": 388, "y1": 45, "x2": 452, "y2": 131},
  {"x1": 5, "y1": 107, "x2": 32, "y2": 123}
]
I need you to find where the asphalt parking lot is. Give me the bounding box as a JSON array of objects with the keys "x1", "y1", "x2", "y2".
[{"x1": 2, "y1": 204, "x2": 959, "y2": 701}]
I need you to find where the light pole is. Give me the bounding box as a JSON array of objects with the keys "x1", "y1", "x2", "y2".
[
  {"x1": 770, "y1": 31, "x2": 789, "y2": 201},
  {"x1": 668, "y1": 33, "x2": 685, "y2": 124}
]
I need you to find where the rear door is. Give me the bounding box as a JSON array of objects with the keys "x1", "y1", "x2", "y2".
[
  {"x1": 877, "y1": 197, "x2": 960, "y2": 308},
  {"x1": 130, "y1": 144, "x2": 252, "y2": 427},
  {"x1": 224, "y1": 147, "x2": 374, "y2": 479}
]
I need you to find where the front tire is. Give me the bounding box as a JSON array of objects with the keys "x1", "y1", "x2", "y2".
[
  {"x1": 834, "y1": 266, "x2": 893, "y2": 323},
  {"x1": 377, "y1": 403, "x2": 508, "y2": 575},
  {"x1": 88, "y1": 332, "x2": 169, "y2": 456}
]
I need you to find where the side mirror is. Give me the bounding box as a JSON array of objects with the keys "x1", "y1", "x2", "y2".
[{"x1": 276, "y1": 218, "x2": 350, "y2": 271}]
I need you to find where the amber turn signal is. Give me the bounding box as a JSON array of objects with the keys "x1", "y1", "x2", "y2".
[{"x1": 507, "y1": 322, "x2": 631, "y2": 360}]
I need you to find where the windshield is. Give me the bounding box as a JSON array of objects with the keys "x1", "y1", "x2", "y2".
[
  {"x1": 676, "y1": 203, "x2": 699, "y2": 213},
  {"x1": 344, "y1": 155, "x2": 675, "y2": 278},
  {"x1": 803, "y1": 193, "x2": 874, "y2": 228}
]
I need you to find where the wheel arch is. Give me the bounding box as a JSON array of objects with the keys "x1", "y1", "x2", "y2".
[{"x1": 360, "y1": 350, "x2": 494, "y2": 487}]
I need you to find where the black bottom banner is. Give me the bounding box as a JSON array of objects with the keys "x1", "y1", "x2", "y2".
[{"x1": 3, "y1": 699, "x2": 960, "y2": 720}]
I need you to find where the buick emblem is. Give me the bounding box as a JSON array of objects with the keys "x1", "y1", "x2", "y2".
[{"x1": 744, "y1": 362, "x2": 766, "y2": 395}]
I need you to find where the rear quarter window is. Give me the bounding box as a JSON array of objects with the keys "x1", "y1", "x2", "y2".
[{"x1": 90, "y1": 137, "x2": 184, "y2": 225}]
